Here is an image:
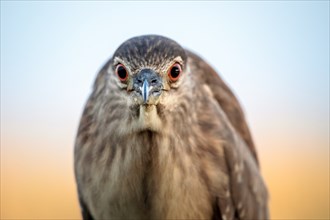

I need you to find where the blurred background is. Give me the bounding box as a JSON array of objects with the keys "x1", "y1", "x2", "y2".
[{"x1": 1, "y1": 1, "x2": 329, "y2": 219}]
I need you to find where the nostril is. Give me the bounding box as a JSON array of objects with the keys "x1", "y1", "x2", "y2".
[{"x1": 151, "y1": 78, "x2": 158, "y2": 85}]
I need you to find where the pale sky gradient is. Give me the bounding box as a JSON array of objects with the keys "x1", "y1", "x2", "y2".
[{"x1": 1, "y1": 1, "x2": 329, "y2": 219}]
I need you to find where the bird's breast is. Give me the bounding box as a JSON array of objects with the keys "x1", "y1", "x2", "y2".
[{"x1": 79, "y1": 131, "x2": 215, "y2": 219}]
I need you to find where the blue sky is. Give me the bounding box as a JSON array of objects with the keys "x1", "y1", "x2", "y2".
[{"x1": 1, "y1": 1, "x2": 328, "y2": 152}]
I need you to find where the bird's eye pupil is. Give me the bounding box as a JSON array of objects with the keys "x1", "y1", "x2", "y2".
[
  {"x1": 168, "y1": 63, "x2": 182, "y2": 81},
  {"x1": 171, "y1": 67, "x2": 180, "y2": 78},
  {"x1": 117, "y1": 66, "x2": 127, "y2": 79},
  {"x1": 116, "y1": 64, "x2": 128, "y2": 81}
]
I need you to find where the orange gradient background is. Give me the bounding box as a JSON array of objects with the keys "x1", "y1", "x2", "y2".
[{"x1": 1, "y1": 1, "x2": 329, "y2": 219}]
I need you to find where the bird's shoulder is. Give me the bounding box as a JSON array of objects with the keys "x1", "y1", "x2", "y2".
[
  {"x1": 185, "y1": 50, "x2": 269, "y2": 219},
  {"x1": 185, "y1": 50, "x2": 259, "y2": 164}
]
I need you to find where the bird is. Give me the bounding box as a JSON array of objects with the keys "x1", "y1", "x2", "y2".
[{"x1": 74, "y1": 35, "x2": 269, "y2": 220}]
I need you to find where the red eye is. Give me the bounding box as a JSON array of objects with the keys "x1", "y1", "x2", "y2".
[
  {"x1": 115, "y1": 64, "x2": 128, "y2": 82},
  {"x1": 168, "y1": 63, "x2": 182, "y2": 82}
]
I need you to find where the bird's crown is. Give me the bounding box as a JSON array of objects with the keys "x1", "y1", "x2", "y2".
[{"x1": 112, "y1": 35, "x2": 187, "y2": 73}]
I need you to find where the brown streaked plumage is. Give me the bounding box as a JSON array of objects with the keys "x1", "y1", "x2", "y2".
[{"x1": 74, "y1": 35, "x2": 269, "y2": 220}]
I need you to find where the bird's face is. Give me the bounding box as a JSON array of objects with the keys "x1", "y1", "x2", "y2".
[
  {"x1": 112, "y1": 55, "x2": 184, "y2": 106},
  {"x1": 105, "y1": 35, "x2": 190, "y2": 133}
]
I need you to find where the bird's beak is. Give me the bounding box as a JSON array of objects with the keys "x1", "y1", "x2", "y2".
[
  {"x1": 141, "y1": 79, "x2": 150, "y2": 104},
  {"x1": 133, "y1": 69, "x2": 163, "y2": 105}
]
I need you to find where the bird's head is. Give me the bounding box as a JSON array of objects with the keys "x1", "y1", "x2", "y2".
[{"x1": 102, "y1": 35, "x2": 191, "y2": 133}]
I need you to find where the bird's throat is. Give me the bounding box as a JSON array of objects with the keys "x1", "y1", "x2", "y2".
[{"x1": 138, "y1": 105, "x2": 162, "y2": 132}]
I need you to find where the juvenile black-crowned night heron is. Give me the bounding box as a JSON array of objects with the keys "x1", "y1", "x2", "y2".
[{"x1": 74, "y1": 35, "x2": 269, "y2": 220}]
